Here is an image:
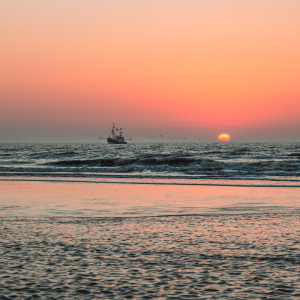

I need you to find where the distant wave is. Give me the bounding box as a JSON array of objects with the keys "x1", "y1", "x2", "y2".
[
  {"x1": 45, "y1": 157, "x2": 216, "y2": 167},
  {"x1": 43, "y1": 157, "x2": 300, "y2": 174},
  {"x1": 287, "y1": 153, "x2": 300, "y2": 157}
]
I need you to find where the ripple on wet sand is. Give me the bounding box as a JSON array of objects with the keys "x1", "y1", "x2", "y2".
[{"x1": 0, "y1": 213, "x2": 299, "y2": 299}]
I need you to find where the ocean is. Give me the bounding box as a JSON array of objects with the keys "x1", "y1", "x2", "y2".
[
  {"x1": 1, "y1": 142, "x2": 300, "y2": 185},
  {"x1": 1, "y1": 142, "x2": 300, "y2": 299}
]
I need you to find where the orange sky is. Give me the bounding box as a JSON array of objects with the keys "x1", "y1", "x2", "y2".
[{"x1": 0, "y1": 1, "x2": 300, "y2": 142}]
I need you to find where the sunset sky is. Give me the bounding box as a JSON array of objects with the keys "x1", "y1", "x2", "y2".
[{"x1": 1, "y1": 0, "x2": 300, "y2": 142}]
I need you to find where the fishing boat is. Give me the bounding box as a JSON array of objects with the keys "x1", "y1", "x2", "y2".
[{"x1": 100, "y1": 123, "x2": 130, "y2": 144}]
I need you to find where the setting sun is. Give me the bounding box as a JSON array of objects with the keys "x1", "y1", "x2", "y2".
[{"x1": 218, "y1": 134, "x2": 230, "y2": 141}]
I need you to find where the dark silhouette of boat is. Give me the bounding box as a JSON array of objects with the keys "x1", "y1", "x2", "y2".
[{"x1": 100, "y1": 123, "x2": 130, "y2": 144}]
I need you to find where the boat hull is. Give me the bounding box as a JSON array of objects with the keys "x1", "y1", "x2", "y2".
[{"x1": 107, "y1": 138, "x2": 127, "y2": 144}]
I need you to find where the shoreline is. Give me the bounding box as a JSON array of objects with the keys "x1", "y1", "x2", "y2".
[{"x1": 1, "y1": 176, "x2": 300, "y2": 188}]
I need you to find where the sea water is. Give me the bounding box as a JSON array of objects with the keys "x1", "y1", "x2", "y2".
[{"x1": 1, "y1": 142, "x2": 300, "y2": 184}]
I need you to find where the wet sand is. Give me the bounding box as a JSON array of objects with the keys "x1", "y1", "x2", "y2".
[
  {"x1": 1, "y1": 214, "x2": 300, "y2": 299},
  {"x1": 1, "y1": 180, "x2": 300, "y2": 216},
  {"x1": 1, "y1": 180, "x2": 300, "y2": 299}
]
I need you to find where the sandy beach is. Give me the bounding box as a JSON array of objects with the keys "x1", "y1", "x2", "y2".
[{"x1": 1, "y1": 180, "x2": 300, "y2": 299}]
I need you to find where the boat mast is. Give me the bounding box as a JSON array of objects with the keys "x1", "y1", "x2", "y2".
[{"x1": 112, "y1": 123, "x2": 115, "y2": 139}]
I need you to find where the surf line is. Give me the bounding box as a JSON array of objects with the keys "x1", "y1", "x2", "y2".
[{"x1": 1, "y1": 177, "x2": 300, "y2": 188}]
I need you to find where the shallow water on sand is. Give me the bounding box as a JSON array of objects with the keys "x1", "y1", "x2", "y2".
[
  {"x1": 1, "y1": 181, "x2": 300, "y2": 217},
  {"x1": 1, "y1": 214, "x2": 299, "y2": 299}
]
